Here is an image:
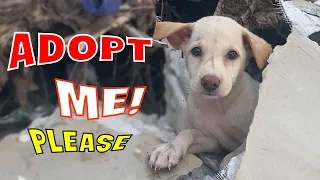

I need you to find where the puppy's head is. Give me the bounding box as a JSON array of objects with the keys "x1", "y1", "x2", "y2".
[{"x1": 153, "y1": 16, "x2": 272, "y2": 99}]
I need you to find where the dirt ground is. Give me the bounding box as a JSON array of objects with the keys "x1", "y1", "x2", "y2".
[{"x1": 0, "y1": 120, "x2": 202, "y2": 180}]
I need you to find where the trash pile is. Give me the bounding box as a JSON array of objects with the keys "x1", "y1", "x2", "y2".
[
  {"x1": 0, "y1": 0, "x2": 163, "y2": 138},
  {"x1": 0, "y1": 0, "x2": 154, "y2": 105}
]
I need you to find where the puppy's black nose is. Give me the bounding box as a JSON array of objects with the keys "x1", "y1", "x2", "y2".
[{"x1": 201, "y1": 75, "x2": 220, "y2": 91}]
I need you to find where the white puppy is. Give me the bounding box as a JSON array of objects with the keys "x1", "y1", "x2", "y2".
[{"x1": 147, "y1": 16, "x2": 273, "y2": 170}]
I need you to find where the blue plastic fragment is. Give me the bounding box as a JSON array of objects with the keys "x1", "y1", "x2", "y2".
[{"x1": 80, "y1": 0, "x2": 121, "y2": 15}]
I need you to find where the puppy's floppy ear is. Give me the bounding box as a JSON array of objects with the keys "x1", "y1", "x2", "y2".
[
  {"x1": 153, "y1": 22, "x2": 193, "y2": 50},
  {"x1": 242, "y1": 29, "x2": 273, "y2": 70}
]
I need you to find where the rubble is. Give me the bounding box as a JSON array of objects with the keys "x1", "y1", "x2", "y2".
[
  {"x1": 293, "y1": 0, "x2": 320, "y2": 17},
  {"x1": 283, "y1": 0, "x2": 320, "y2": 36},
  {"x1": 0, "y1": 0, "x2": 158, "y2": 124},
  {"x1": 214, "y1": 0, "x2": 290, "y2": 32},
  {"x1": 235, "y1": 28, "x2": 320, "y2": 180}
]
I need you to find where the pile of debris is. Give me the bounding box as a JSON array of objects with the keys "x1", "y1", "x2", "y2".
[
  {"x1": 0, "y1": 0, "x2": 165, "y2": 138},
  {"x1": 282, "y1": 0, "x2": 320, "y2": 40},
  {"x1": 0, "y1": 0, "x2": 156, "y2": 105}
]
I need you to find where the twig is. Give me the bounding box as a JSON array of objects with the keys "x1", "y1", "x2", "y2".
[
  {"x1": 38, "y1": 67, "x2": 50, "y2": 104},
  {"x1": 122, "y1": 24, "x2": 168, "y2": 47},
  {"x1": 161, "y1": 0, "x2": 164, "y2": 20},
  {"x1": 69, "y1": 62, "x2": 79, "y2": 81},
  {"x1": 84, "y1": 62, "x2": 88, "y2": 84},
  {"x1": 113, "y1": 53, "x2": 118, "y2": 77},
  {"x1": 153, "y1": 39, "x2": 168, "y2": 47},
  {"x1": 118, "y1": 5, "x2": 155, "y2": 12}
]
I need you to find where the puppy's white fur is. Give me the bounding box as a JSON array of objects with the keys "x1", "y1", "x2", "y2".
[{"x1": 147, "y1": 16, "x2": 272, "y2": 170}]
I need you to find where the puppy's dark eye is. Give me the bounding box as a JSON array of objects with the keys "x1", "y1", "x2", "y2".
[
  {"x1": 226, "y1": 50, "x2": 238, "y2": 60},
  {"x1": 191, "y1": 47, "x2": 201, "y2": 57}
]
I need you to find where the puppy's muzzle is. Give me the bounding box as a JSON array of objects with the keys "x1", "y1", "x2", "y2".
[{"x1": 201, "y1": 75, "x2": 220, "y2": 91}]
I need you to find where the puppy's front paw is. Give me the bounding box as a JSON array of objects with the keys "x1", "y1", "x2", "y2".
[{"x1": 147, "y1": 143, "x2": 185, "y2": 171}]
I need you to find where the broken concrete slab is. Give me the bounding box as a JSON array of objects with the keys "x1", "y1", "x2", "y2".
[
  {"x1": 0, "y1": 121, "x2": 202, "y2": 180},
  {"x1": 282, "y1": 0, "x2": 320, "y2": 36},
  {"x1": 235, "y1": 29, "x2": 320, "y2": 180},
  {"x1": 294, "y1": 0, "x2": 320, "y2": 18}
]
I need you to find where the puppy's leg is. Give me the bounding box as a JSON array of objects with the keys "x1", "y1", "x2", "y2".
[
  {"x1": 219, "y1": 139, "x2": 246, "y2": 169},
  {"x1": 148, "y1": 129, "x2": 221, "y2": 170}
]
